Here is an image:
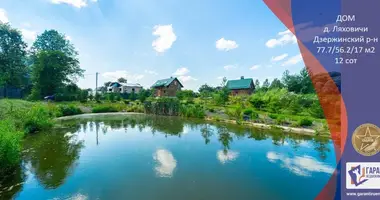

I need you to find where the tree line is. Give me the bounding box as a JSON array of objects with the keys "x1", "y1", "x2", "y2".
[{"x1": 0, "y1": 22, "x2": 84, "y2": 100}]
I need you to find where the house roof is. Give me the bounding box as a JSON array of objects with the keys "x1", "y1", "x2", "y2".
[
  {"x1": 151, "y1": 77, "x2": 183, "y2": 88},
  {"x1": 109, "y1": 82, "x2": 122, "y2": 87},
  {"x1": 108, "y1": 82, "x2": 142, "y2": 88},
  {"x1": 120, "y1": 83, "x2": 143, "y2": 87},
  {"x1": 226, "y1": 78, "x2": 254, "y2": 90}
]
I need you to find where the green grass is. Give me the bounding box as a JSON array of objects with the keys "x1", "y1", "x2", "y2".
[
  {"x1": 57, "y1": 104, "x2": 83, "y2": 116},
  {"x1": 0, "y1": 119, "x2": 24, "y2": 174},
  {"x1": 92, "y1": 105, "x2": 119, "y2": 113}
]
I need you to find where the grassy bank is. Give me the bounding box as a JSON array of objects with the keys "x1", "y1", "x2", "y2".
[{"x1": 0, "y1": 99, "x2": 146, "y2": 174}]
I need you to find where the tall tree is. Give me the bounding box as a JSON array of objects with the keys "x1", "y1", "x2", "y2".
[
  {"x1": 198, "y1": 84, "x2": 215, "y2": 93},
  {"x1": 0, "y1": 23, "x2": 28, "y2": 90},
  {"x1": 262, "y1": 79, "x2": 270, "y2": 91},
  {"x1": 118, "y1": 77, "x2": 127, "y2": 83},
  {"x1": 254, "y1": 79, "x2": 260, "y2": 90},
  {"x1": 29, "y1": 30, "x2": 84, "y2": 99},
  {"x1": 30, "y1": 51, "x2": 84, "y2": 99},
  {"x1": 299, "y1": 67, "x2": 315, "y2": 94},
  {"x1": 221, "y1": 77, "x2": 228, "y2": 87},
  {"x1": 269, "y1": 78, "x2": 284, "y2": 89},
  {"x1": 31, "y1": 30, "x2": 77, "y2": 58},
  {"x1": 281, "y1": 68, "x2": 314, "y2": 94}
]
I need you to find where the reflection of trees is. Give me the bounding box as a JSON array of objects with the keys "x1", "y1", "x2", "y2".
[
  {"x1": 312, "y1": 137, "x2": 331, "y2": 161},
  {"x1": 200, "y1": 124, "x2": 213, "y2": 144},
  {"x1": 60, "y1": 115, "x2": 332, "y2": 164},
  {"x1": 216, "y1": 126, "x2": 234, "y2": 152},
  {"x1": 0, "y1": 165, "x2": 25, "y2": 200},
  {"x1": 23, "y1": 126, "x2": 84, "y2": 189},
  {"x1": 270, "y1": 130, "x2": 287, "y2": 146},
  {"x1": 248, "y1": 129, "x2": 268, "y2": 141}
]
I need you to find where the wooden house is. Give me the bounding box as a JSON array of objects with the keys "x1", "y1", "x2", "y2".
[
  {"x1": 226, "y1": 76, "x2": 255, "y2": 95},
  {"x1": 151, "y1": 77, "x2": 183, "y2": 97}
]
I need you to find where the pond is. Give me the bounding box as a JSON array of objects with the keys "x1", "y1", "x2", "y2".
[{"x1": 1, "y1": 114, "x2": 337, "y2": 200}]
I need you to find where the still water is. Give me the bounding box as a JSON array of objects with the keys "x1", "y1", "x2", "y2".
[{"x1": 1, "y1": 114, "x2": 337, "y2": 200}]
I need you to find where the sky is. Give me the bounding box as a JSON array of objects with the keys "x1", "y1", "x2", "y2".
[{"x1": 0, "y1": 0, "x2": 305, "y2": 91}]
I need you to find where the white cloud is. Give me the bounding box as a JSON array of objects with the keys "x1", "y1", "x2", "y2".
[
  {"x1": 266, "y1": 29, "x2": 297, "y2": 48},
  {"x1": 144, "y1": 70, "x2": 158, "y2": 76},
  {"x1": 281, "y1": 54, "x2": 303, "y2": 66},
  {"x1": 217, "y1": 150, "x2": 239, "y2": 164},
  {"x1": 153, "y1": 149, "x2": 177, "y2": 178},
  {"x1": 178, "y1": 75, "x2": 197, "y2": 82},
  {"x1": 271, "y1": 53, "x2": 288, "y2": 62},
  {"x1": 50, "y1": 0, "x2": 98, "y2": 8},
  {"x1": 65, "y1": 35, "x2": 72, "y2": 41},
  {"x1": 266, "y1": 151, "x2": 334, "y2": 176},
  {"x1": 51, "y1": 0, "x2": 87, "y2": 8},
  {"x1": 20, "y1": 29, "x2": 37, "y2": 42},
  {"x1": 152, "y1": 24, "x2": 177, "y2": 53},
  {"x1": 0, "y1": 8, "x2": 9, "y2": 23},
  {"x1": 223, "y1": 65, "x2": 237, "y2": 71},
  {"x1": 250, "y1": 65, "x2": 260, "y2": 70},
  {"x1": 102, "y1": 70, "x2": 144, "y2": 82},
  {"x1": 173, "y1": 67, "x2": 189, "y2": 76},
  {"x1": 216, "y1": 38, "x2": 238, "y2": 51},
  {"x1": 173, "y1": 67, "x2": 196, "y2": 82}
]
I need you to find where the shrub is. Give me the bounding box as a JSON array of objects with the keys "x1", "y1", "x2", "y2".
[
  {"x1": 46, "y1": 103, "x2": 63, "y2": 118},
  {"x1": 58, "y1": 104, "x2": 83, "y2": 116},
  {"x1": 126, "y1": 104, "x2": 145, "y2": 113},
  {"x1": 268, "y1": 113, "x2": 278, "y2": 119},
  {"x1": 250, "y1": 94, "x2": 265, "y2": 110},
  {"x1": 144, "y1": 97, "x2": 180, "y2": 116},
  {"x1": 250, "y1": 111, "x2": 259, "y2": 120},
  {"x1": 124, "y1": 99, "x2": 131, "y2": 105},
  {"x1": 243, "y1": 108, "x2": 253, "y2": 116},
  {"x1": 23, "y1": 104, "x2": 54, "y2": 134},
  {"x1": 275, "y1": 116, "x2": 286, "y2": 125},
  {"x1": 232, "y1": 106, "x2": 243, "y2": 122},
  {"x1": 213, "y1": 116, "x2": 222, "y2": 122},
  {"x1": 309, "y1": 100, "x2": 325, "y2": 119},
  {"x1": 92, "y1": 105, "x2": 119, "y2": 113},
  {"x1": 298, "y1": 117, "x2": 313, "y2": 127},
  {"x1": 0, "y1": 120, "x2": 24, "y2": 173},
  {"x1": 208, "y1": 107, "x2": 215, "y2": 113},
  {"x1": 179, "y1": 104, "x2": 205, "y2": 118},
  {"x1": 115, "y1": 94, "x2": 121, "y2": 102}
]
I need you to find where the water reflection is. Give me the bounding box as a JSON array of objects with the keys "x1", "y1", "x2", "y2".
[
  {"x1": 0, "y1": 165, "x2": 25, "y2": 200},
  {"x1": 153, "y1": 149, "x2": 177, "y2": 178},
  {"x1": 266, "y1": 152, "x2": 334, "y2": 177},
  {"x1": 217, "y1": 150, "x2": 239, "y2": 164},
  {"x1": 1, "y1": 114, "x2": 336, "y2": 200},
  {"x1": 23, "y1": 126, "x2": 85, "y2": 189},
  {"x1": 200, "y1": 124, "x2": 214, "y2": 144}
]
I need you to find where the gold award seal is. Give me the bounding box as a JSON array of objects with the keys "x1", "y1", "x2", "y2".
[{"x1": 352, "y1": 123, "x2": 380, "y2": 156}]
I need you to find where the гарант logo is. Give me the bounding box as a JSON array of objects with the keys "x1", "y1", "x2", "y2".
[
  {"x1": 352, "y1": 123, "x2": 380, "y2": 156},
  {"x1": 346, "y1": 162, "x2": 380, "y2": 189}
]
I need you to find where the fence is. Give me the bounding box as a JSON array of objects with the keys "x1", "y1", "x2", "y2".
[{"x1": 0, "y1": 87, "x2": 23, "y2": 99}]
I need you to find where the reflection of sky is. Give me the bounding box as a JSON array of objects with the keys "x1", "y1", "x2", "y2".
[
  {"x1": 153, "y1": 149, "x2": 177, "y2": 178},
  {"x1": 217, "y1": 150, "x2": 239, "y2": 164},
  {"x1": 51, "y1": 193, "x2": 88, "y2": 200},
  {"x1": 266, "y1": 152, "x2": 334, "y2": 177},
  {"x1": 283, "y1": 140, "x2": 312, "y2": 148},
  {"x1": 182, "y1": 126, "x2": 190, "y2": 135}
]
